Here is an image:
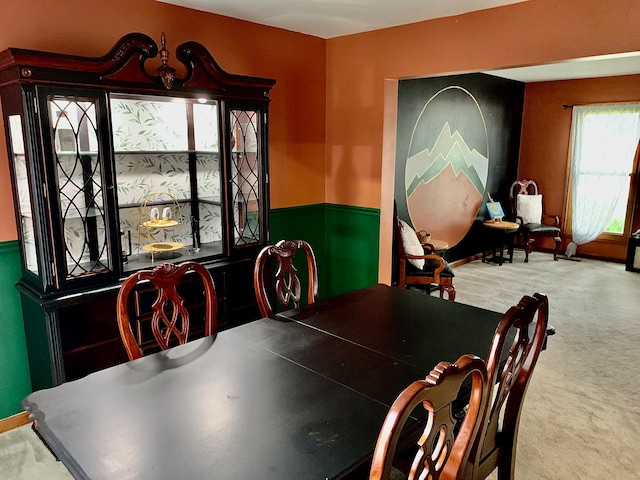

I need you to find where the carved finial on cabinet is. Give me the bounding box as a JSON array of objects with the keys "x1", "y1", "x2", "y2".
[{"x1": 156, "y1": 32, "x2": 176, "y2": 89}]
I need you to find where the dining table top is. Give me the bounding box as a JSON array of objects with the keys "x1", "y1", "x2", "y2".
[{"x1": 22, "y1": 284, "x2": 504, "y2": 480}]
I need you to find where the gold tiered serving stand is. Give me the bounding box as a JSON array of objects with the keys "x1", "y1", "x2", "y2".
[{"x1": 137, "y1": 192, "x2": 185, "y2": 261}]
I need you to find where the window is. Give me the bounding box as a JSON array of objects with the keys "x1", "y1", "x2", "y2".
[{"x1": 566, "y1": 103, "x2": 640, "y2": 255}]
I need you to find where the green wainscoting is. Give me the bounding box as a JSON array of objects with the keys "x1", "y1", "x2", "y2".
[
  {"x1": 270, "y1": 203, "x2": 380, "y2": 299},
  {"x1": 0, "y1": 241, "x2": 31, "y2": 418},
  {"x1": 325, "y1": 204, "x2": 380, "y2": 296}
]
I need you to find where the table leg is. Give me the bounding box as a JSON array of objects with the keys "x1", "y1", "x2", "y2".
[{"x1": 508, "y1": 234, "x2": 514, "y2": 263}]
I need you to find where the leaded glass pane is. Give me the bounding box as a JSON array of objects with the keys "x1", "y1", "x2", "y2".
[
  {"x1": 230, "y1": 109, "x2": 261, "y2": 247},
  {"x1": 49, "y1": 97, "x2": 109, "y2": 278}
]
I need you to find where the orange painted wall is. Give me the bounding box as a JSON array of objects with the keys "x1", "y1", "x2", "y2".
[
  {"x1": 0, "y1": 0, "x2": 326, "y2": 242},
  {"x1": 3, "y1": 0, "x2": 640, "y2": 270},
  {"x1": 520, "y1": 74, "x2": 640, "y2": 261},
  {"x1": 325, "y1": 0, "x2": 640, "y2": 281}
]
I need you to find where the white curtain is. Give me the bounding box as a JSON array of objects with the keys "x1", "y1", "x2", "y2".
[{"x1": 566, "y1": 104, "x2": 640, "y2": 257}]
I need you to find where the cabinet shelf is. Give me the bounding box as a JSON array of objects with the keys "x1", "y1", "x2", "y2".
[
  {"x1": 114, "y1": 150, "x2": 219, "y2": 155},
  {"x1": 142, "y1": 219, "x2": 180, "y2": 228},
  {"x1": 142, "y1": 242, "x2": 184, "y2": 253},
  {"x1": 119, "y1": 199, "x2": 191, "y2": 210},
  {"x1": 61, "y1": 207, "x2": 103, "y2": 219},
  {"x1": 199, "y1": 196, "x2": 222, "y2": 205},
  {"x1": 56, "y1": 151, "x2": 99, "y2": 156}
]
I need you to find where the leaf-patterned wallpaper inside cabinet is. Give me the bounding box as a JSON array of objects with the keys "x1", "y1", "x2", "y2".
[
  {"x1": 111, "y1": 98, "x2": 188, "y2": 151},
  {"x1": 116, "y1": 153, "x2": 191, "y2": 204}
]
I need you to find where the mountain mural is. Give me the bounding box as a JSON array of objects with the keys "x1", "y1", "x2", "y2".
[
  {"x1": 407, "y1": 163, "x2": 484, "y2": 245},
  {"x1": 404, "y1": 121, "x2": 489, "y2": 246},
  {"x1": 405, "y1": 122, "x2": 488, "y2": 196}
]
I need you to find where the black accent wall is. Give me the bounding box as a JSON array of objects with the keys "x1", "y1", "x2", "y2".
[{"x1": 395, "y1": 73, "x2": 525, "y2": 263}]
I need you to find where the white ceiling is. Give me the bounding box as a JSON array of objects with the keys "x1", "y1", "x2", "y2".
[
  {"x1": 484, "y1": 52, "x2": 640, "y2": 83},
  {"x1": 157, "y1": 0, "x2": 529, "y2": 39},
  {"x1": 158, "y1": 0, "x2": 640, "y2": 82}
]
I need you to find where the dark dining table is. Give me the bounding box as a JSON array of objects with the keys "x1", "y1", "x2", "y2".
[{"x1": 22, "y1": 284, "x2": 504, "y2": 480}]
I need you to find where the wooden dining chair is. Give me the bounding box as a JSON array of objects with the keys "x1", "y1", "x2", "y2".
[
  {"x1": 253, "y1": 239, "x2": 319, "y2": 317},
  {"x1": 466, "y1": 292, "x2": 549, "y2": 480},
  {"x1": 509, "y1": 180, "x2": 562, "y2": 262},
  {"x1": 393, "y1": 203, "x2": 456, "y2": 300},
  {"x1": 117, "y1": 261, "x2": 218, "y2": 360},
  {"x1": 370, "y1": 354, "x2": 489, "y2": 480}
]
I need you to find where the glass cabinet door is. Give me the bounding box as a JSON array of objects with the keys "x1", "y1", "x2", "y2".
[
  {"x1": 229, "y1": 108, "x2": 266, "y2": 249},
  {"x1": 193, "y1": 101, "x2": 224, "y2": 255},
  {"x1": 7, "y1": 115, "x2": 40, "y2": 275},
  {"x1": 111, "y1": 94, "x2": 223, "y2": 271},
  {"x1": 39, "y1": 89, "x2": 119, "y2": 288}
]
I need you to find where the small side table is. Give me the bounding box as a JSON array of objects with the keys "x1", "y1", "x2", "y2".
[
  {"x1": 482, "y1": 220, "x2": 520, "y2": 265},
  {"x1": 422, "y1": 239, "x2": 449, "y2": 252}
]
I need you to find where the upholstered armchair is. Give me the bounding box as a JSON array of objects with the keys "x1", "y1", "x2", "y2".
[
  {"x1": 393, "y1": 204, "x2": 455, "y2": 300},
  {"x1": 509, "y1": 180, "x2": 562, "y2": 262}
]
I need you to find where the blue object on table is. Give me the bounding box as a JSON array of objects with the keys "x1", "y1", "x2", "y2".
[{"x1": 486, "y1": 201, "x2": 505, "y2": 220}]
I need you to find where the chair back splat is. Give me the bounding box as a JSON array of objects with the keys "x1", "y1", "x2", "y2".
[
  {"x1": 370, "y1": 354, "x2": 489, "y2": 480},
  {"x1": 117, "y1": 261, "x2": 218, "y2": 360},
  {"x1": 509, "y1": 180, "x2": 562, "y2": 262},
  {"x1": 467, "y1": 292, "x2": 550, "y2": 480},
  {"x1": 254, "y1": 239, "x2": 319, "y2": 318}
]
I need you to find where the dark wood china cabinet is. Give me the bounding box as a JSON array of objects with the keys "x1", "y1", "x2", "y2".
[{"x1": 0, "y1": 33, "x2": 275, "y2": 388}]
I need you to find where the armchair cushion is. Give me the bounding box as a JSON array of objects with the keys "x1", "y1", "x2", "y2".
[
  {"x1": 398, "y1": 219, "x2": 425, "y2": 269},
  {"x1": 522, "y1": 223, "x2": 561, "y2": 235},
  {"x1": 517, "y1": 194, "x2": 543, "y2": 224},
  {"x1": 407, "y1": 259, "x2": 455, "y2": 278}
]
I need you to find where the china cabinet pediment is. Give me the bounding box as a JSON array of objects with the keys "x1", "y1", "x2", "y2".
[{"x1": 0, "y1": 33, "x2": 275, "y2": 387}]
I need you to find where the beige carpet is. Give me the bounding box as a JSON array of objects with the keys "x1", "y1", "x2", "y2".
[
  {"x1": 0, "y1": 423, "x2": 73, "y2": 479},
  {"x1": 452, "y1": 250, "x2": 640, "y2": 480}
]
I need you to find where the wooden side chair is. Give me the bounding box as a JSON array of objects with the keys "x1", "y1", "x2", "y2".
[
  {"x1": 253, "y1": 239, "x2": 319, "y2": 318},
  {"x1": 509, "y1": 180, "x2": 562, "y2": 262},
  {"x1": 370, "y1": 354, "x2": 489, "y2": 480},
  {"x1": 394, "y1": 204, "x2": 456, "y2": 300},
  {"x1": 467, "y1": 292, "x2": 549, "y2": 480},
  {"x1": 117, "y1": 261, "x2": 218, "y2": 360}
]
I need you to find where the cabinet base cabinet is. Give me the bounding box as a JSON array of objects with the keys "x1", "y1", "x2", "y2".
[
  {"x1": 19, "y1": 259, "x2": 261, "y2": 388},
  {"x1": 20, "y1": 293, "x2": 63, "y2": 391}
]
